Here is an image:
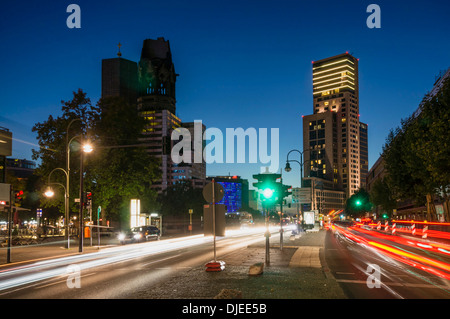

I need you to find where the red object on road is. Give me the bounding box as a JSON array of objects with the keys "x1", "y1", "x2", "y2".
[{"x1": 205, "y1": 260, "x2": 225, "y2": 272}]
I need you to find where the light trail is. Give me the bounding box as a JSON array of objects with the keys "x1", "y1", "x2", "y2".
[
  {"x1": 332, "y1": 224, "x2": 450, "y2": 281},
  {"x1": 0, "y1": 226, "x2": 271, "y2": 292}
]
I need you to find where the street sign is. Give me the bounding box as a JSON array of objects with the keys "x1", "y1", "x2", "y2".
[
  {"x1": 202, "y1": 181, "x2": 224, "y2": 203},
  {"x1": 203, "y1": 204, "x2": 226, "y2": 236},
  {"x1": 0, "y1": 183, "x2": 10, "y2": 202},
  {"x1": 294, "y1": 188, "x2": 311, "y2": 204}
]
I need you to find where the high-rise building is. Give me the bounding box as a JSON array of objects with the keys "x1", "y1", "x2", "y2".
[
  {"x1": 101, "y1": 38, "x2": 206, "y2": 192},
  {"x1": 303, "y1": 52, "x2": 368, "y2": 203},
  {"x1": 171, "y1": 122, "x2": 207, "y2": 189},
  {"x1": 101, "y1": 45, "x2": 138, "y2": 105}
]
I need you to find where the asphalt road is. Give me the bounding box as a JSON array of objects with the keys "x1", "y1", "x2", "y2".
[
  {"x1": 325, "y1": 224, "x2": 450, "y2": 299},
  {"x1": 0, "y1": 227, "x2": 268, "y2": 299}
]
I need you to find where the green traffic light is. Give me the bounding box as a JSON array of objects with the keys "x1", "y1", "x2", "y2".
[
  {"x1": 263, "y1": 188, "x2": 274, "y2": 199},
  {"x1": 356, "y1": 200, "x2": 361, "y2": 206}
]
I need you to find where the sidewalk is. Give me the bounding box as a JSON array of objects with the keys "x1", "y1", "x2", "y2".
[{"x1": 131, "y1": 229, "x2": 347, "y2": 299}]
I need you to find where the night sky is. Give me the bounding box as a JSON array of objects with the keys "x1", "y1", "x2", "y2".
[{"x1": 1, "y1": 0, "x2": 449, "y2": 189}]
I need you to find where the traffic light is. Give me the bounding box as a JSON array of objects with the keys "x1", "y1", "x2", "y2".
[
  {"x1": 280, "y1": 184, "x2": 292, "y2": 200},
  {"x1": 14, "y1": 190, "x2": 24, "y2": 207},
  {"x1": 253, "y1": 173, "x2": 291, "y2": 204},
  {"x1": 253, "y1": 173, "x2": 280, "y2": 204},
  {"x1": 83, "y1": 191, "x2": 92, "y2": 209}
]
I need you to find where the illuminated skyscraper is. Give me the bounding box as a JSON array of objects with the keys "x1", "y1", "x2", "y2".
[{"x1": 303, "y1": 52, "x2": 368, "y2": 199}]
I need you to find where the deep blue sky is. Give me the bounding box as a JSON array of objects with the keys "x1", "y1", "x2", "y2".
[{"x1": 1, "y1": 0, "x2": 449, "y2": 189}]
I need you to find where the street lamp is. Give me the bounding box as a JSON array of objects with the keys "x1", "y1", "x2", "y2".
[
  {"x1": 285, "y1": 149, "x2": 309, "y2": 230},
  {"x1": 78, "y1": 137, "x2": 94, "y2": 253},
  {"x1": 46, "y1": 167, "x2": 69, "y2": 246},
  {"x1": 66, "y1": 119, "x2": 94, "y2": 253}
]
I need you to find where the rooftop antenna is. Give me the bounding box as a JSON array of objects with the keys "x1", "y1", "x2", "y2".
[{"x1": 117, "y1": 42, "x2": 122, "y2": 57}]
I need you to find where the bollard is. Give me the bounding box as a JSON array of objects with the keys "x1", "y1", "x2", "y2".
[{"x1": 422, "y1": 225, "x2": 428, "y2": 239}]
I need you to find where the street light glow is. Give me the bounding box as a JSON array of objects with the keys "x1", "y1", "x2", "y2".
[
  {"x1": 83, "y1": 143, "x2": 93, "y2": 153},
  {"x1": 44, "y1": 187, "x2": 54, "y2": 197}
]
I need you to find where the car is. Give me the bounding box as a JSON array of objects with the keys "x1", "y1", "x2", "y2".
[
  {"x1": 117, "y1": 229, "x2": 134, "y2": 244},
  {"x1": 131, "y1": 225, "x2": 161, "y2": 242}
]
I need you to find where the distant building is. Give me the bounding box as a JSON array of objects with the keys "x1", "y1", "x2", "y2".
[
  {"x1": 6, "y1": 158, "x2": 36, "y2": 179},
  {"x1": 101, "y1": 55, "x2": 138, "y2": 105},
  {"x1": 171, "y1": 122, "x2": 207, "y2": 189},
  {"x1": 207, "y1": 176, "x2": 249, "y2": 214}
]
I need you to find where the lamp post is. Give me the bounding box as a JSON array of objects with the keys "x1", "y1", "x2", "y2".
[
  {"x1": 78, "y1": 138, "x2": 93, "y2": 253},
  {"x1": 65, "y1": 118, "x2": 82, "y2": 249},
  {"x1": 285, "y1": 149, "x2": 307, "y2": 230},
  {"x1": 46, "y1": 121, "x2": 93, "y2": 251},
  {"x1": 46, "y1": 168, "x2": 69, "y2": 247}
]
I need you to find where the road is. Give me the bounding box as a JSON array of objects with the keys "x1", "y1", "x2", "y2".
[
  {"x1": 325, "y1": 222, "x2": 450, "y2": 299},
  {"x1": 0, "y1": 227, "x2": 268, "y2": 299}
]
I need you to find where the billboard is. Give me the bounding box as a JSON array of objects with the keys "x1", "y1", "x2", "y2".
[{"x1": 304, "y1": 211, "x2": 315, "y2": 226}]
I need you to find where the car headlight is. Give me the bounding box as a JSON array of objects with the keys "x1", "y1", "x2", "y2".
[
  {"x1": 118, "y1": 233, "x2": 125, "y2": 241},
  {"x1": 134, "y1": 233, "x2": 141, "y2": 239}
]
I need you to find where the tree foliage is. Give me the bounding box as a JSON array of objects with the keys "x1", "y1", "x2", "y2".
[
  {"x1": 369, "y1": 178, "x2": 396, "y2": 217},
  {"x1": 382, "y1": 77, "x2": 450, "y2": 220},
  {"x1": 345, "y1": 188, "x2": 372, "y2": 218},
  {"x1": 31, "y1": 90, "x2": 161, "y2": 227},
  {"x1": 158, "y1": 180, "x2": 205, "y2": 218}
]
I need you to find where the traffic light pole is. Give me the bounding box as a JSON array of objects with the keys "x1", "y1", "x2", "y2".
[
  {"x1": 265, "y1": 205, "x2": 270, "y2": 265},
  {"x1": 78, "y1": 147, "x2": 84, "y2": 253},
  {"x1": 6, "y1": 185, "x2": 12, "y2": 263}
]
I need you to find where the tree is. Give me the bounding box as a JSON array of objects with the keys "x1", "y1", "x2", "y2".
[
  {"x1": 31, "y1": 90, "x2": 161, "y2": 228},
  {"x1": 345, "y1": 188, "x2": 372, "y2": 218},
  {"x1": 32, "y1": 89, "x2": 96, "y2": 219},
  {"x1": 158, "y1": 180, "x2": 205, "y2": 218},
  {"x1": 382, "y1": 77, "x2": 450, "y2": 221},
  {"x1": 83, "y1": 95, "x2": 161, "y2": 228},
  {"x1": 369, "y1": 178, "x2": 396, "y2": 218}
]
